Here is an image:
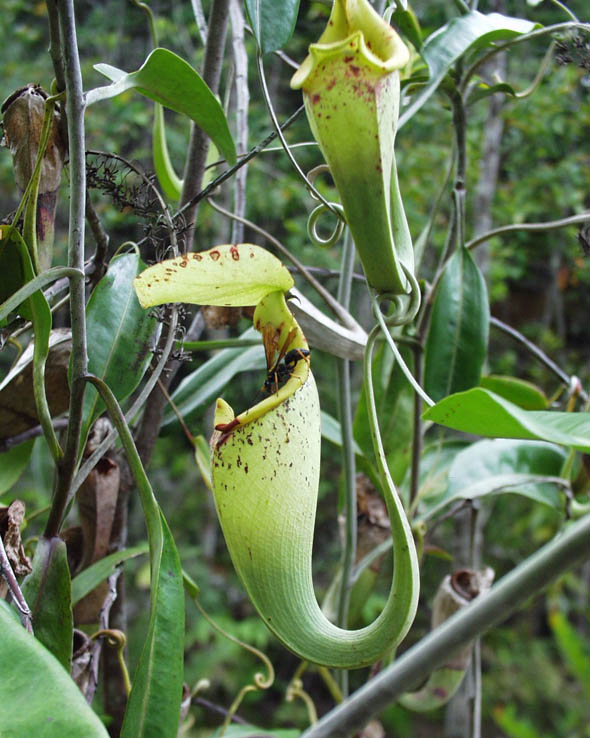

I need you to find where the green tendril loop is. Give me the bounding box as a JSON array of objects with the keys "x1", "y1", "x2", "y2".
[
  {"x1": 374, "y1": 265, "x2": 422, "y2": 328},
  {"x1": 307, "y1": 202, "x2": 346, "y2": 248}
]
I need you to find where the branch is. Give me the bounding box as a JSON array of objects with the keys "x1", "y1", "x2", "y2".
[
  {"x1": 490, "y1": 316, "x2": 588, "y2": 402},
  {"x1": 301, "y1": 512, "x2": 590, "y2": 738}
]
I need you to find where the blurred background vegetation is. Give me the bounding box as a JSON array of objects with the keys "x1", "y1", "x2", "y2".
[{"x1": 1, "y1": 1, "x2": 589, "y2": 736}]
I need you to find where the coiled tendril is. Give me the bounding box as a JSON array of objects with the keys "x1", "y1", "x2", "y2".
[{"x1": 306, "y1": 165, "x2": 346, "y2": 248}]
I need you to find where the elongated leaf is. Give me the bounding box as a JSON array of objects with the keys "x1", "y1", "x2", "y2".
[
  {"x1": 71, "y1": 543, "x2": 148, "y2": 605},
  {"x1": 153, "y1": 103, "x2": 183, "y2": 200},
  {"x1": 162, "y1": 329, "x2": 265, "y2": 427},
  {"x1": 421, "y1": 439, "x2": 567, "y2": 519},
  {"x1": 87, "y1": 376, "x2": 185, "y2": 738},
  {"x1": 480, "y1": 375, "x2": 547, "y2": 410},
  {"x1": 120, "y1": 513, "x2": 184, "y2": 738},
  {"x1": 424, "y1": 387, "x2": 590, "y2": 453},
  {"x1": 83, "y1": 252, "x2": 158, "y2": 442},
  {"x1": 88, "y1": 48, "x2": 236, "y2": 165},
  {"x1": 400, "y1": 11, "x2": 538, "y2": 125},
  {"x1": 21, "y1": 536, "x2": 73, "y2": 670},
  {"x1": 0, "y1": 600, "x2": 109, "y2": 738},
  {"x1": 391, "y1": 4, "x2": 423, "y2": 51},
  {"x1": 134, "y1": 244, "x2": 294, "y2": 310},
  {"x1": 245, "y1": 0, "x2": 300, "y2": 55},
  {"x1": 0, "y1": 440, "x2": 34, "y2": 495},
  {"x1": 424, "y1": 247, "x2": 489, "y2": 403},
  {"x1": 0, "y1": 230, "x2": 29, "y2": 319}
]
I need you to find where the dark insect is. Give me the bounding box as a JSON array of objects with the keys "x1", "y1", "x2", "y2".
[{"x1": 263, "y1": 348, "x2": 310, "y2": 395}]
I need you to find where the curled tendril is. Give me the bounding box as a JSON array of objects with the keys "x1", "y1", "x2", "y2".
[
  {"x1": 192, "y1": 597, "x2": 275, "y2": 736},
  {"x1": 286, "y1": 677, "x2": 318, "y2": 725},
  {"x1": 305, "y1": 164, "x2": 346, "y2": 249},
  {"x1": 307, "y1": 202, "x2": 346, "y2": 248},
  {"x1": 374, "y1": 265, "x2": 422, "y2": 327},
  {"x1": 90, "y1": 628, "x2": 131, "y2": 695}
]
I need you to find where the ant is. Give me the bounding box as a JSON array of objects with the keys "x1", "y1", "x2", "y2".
[{"x1": 263, "y1": 347, "x2": 310, "y2": 395}]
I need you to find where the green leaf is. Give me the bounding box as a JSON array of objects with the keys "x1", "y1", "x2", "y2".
[
  {"x1": 245, "y1": 0, "x2": 300, "y2": 55},
  {"x1": 0, "y1": 600, "x2": 109, "y2": 738},
  {"x1": 83, "y1": 252, "x2": 158, "y2": 443},
  {"x1": 424, "y1": 248, "x2": 489, "y2": 403},
  {"x1": 480, "y1": 375, "x2": 548, "y2": 410},
  {"x1": 409, "y1": 439, "x2": 470, "y2": 506},
  {"x1": 400, "y1": 11, "x2": 538, "y2": 125},
  {"x1": 134, "y1": 245, "x2": 294, "y2": 310},
  {"x1": 0, "y1": 440, "x2": 34, "y2": 496},
  {"x1": 120, "y1": 512, "x2": 184, "y2": 738},
  {"x1": 88, "y1": 48, "x2": 236, "y2": 165},
  {"x1": 421, "y1": 439, "x2": 567, "y2": 519},
  {"x1": 0, "y1": 230, "x2": 29, "y2": 320},
  {"x1": 71, "y1": 543, "x2": 149, "y2": 605},
  {"x1": 423, "y1": 387, "x2": 590, "y2": 453},
  {"x1": 390, "y1": 5, "x2": 423, "y2": 51},
  {"x1": 162, "y1": 328, "x2": 266, "y2": 427},
  {"x1": 21, "y1": 537, "x2": 73, "y2": 671}
]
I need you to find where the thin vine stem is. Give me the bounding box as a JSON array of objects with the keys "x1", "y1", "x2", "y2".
[
  {"x1": 466, "y1": 212, "x2": 590, "y2": 251},
  {"x1": 255, "y1": 52, "x2": 344, "y2": 221},
  {"x1": 490, "y1": 316, "x2": 588, "y2": 402},
  {"x1": 172, "y1": 105, "x2": 304, "y2": 225},
  {"x1": 373, "y1": 298, "x2": 434, "y2": 407}
]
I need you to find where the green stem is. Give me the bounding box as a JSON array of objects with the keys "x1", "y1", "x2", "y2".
[
  {"x1": 548, "y1": 0, "x2": 579, "y2": 23},
  {"x1": 45, "y1": 0, "x2": 88, "y2": 539},
  {"x1": 0, "y1": 266, "x2": 83, "y2": 323},
  {"x1": 335, "y1": 231, "x2": 357, "y2": 696},
  {"x1": 300, "y1": 512, "x2": 590, "y2": 738},
  {"x1": 131, "y1": 0, "x2": 158, "y2": 45}
]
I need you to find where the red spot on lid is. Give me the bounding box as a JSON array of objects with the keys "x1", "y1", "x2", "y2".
[
  {"x1": 230, "y1": 245, "x2": 240, "y2": 261},
  {"x1": 209, "y1": 249, "x2": 221, "y2": 261}
]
